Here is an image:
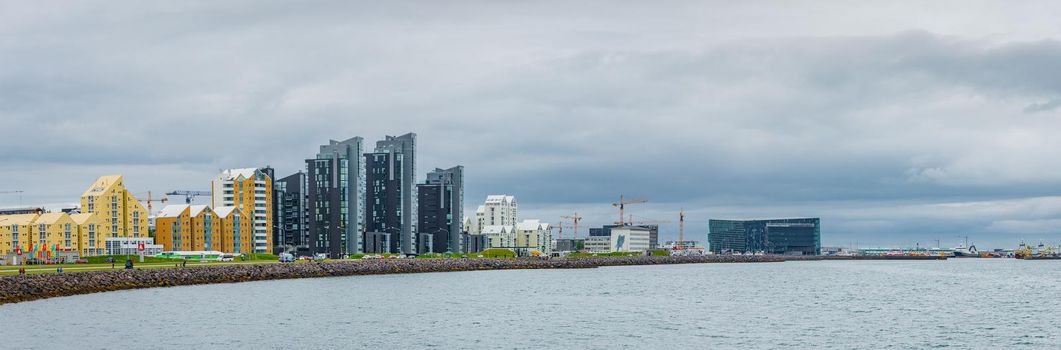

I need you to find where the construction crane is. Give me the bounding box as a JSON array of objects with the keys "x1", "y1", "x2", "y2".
[
  {"x1": 139, "y1": 191, "x2": 169, "y2": 213},
  {"x1": 0, "y1": 190, "x2": 24, "y2": 207},
  {"x1": 679, "y1": 208, "x2": 685, "y2": 250},
  {"x1": 612, "y1": 195, "x2": 647, "y2": 225},
  {"x1": 560, "y1": 213, "x2": 583, "y2": 239},
  {"x1": 555, "y1": 223, "x2": 576, "y2": 240},
  {"x1": 166, "y1": 190, "x2": 211, "y2": 204}
]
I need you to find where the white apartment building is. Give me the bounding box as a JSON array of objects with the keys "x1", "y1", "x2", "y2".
[
  {"x1": 470, "y1": 195, "x2": 517, "y2": 234},
  {"x1": 482, "y1": 219, "x2": 552, "y2": 256}
]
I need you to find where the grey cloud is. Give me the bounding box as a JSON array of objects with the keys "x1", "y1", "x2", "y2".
[{"x1": 3, "y1": 1, "x2": 1061, "y2": 247}]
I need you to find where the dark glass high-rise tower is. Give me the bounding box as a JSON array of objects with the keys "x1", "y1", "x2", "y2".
[
  {"x1": 307, "y1": 137, "x2": 365, "y2": 257},
  {"x1": 274, "y1": 171, "x2": 308, "y2": 252},
  {"x1": 417, "y1": 166, "x2": 463, "y2": 253},
  {"x1": 365, "y1": 133, "x2": 416, "y2": 254}
]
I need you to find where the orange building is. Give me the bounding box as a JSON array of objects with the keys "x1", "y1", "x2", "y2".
[{"x1": 215, "y1": 206, "x2": 252, "y2": 254}]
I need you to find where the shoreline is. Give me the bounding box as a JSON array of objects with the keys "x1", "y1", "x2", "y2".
[{"x1": 0, "y1": 255, "x2": 781, "y2": 305}]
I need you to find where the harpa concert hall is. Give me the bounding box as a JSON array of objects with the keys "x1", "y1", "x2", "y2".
[{"x1": 708, "y1": 218, "x2": 821, "y2": 255}]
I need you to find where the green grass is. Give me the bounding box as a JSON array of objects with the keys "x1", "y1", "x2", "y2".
[
  {"x1": 650, "y1": 249, "x2": 671, "y2": 256},
  {"x1": 480, "y1": 248, "x2": 516, "y2": 258},
  {"x1": 241, "y1": 253, "x2": 279, "y2": 261},
  {"x1": 83, "y1": 255, "x2": 183, "y2": 264},
  {"x1": 567, "y1": 251, "x2": 644, "y2": 257}
]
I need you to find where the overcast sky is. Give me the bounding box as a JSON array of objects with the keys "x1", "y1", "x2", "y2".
[{"x1": 3, "y1": 1, "x2": 1061, "y2": 248}]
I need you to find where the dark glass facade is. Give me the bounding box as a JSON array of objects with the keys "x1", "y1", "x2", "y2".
[
  {"x1": 275, "y1": 171, "x2": 308, "y2": 253},
  {"x1": 365, "y1": 151, "x2": 404, "y2": 253},
  {"x1": 708, "y1": 218, "x2": 821, "y2": 255},
  {"x1": 416, "y1": 166, "x2": 463, "y2": 254},
  {"x1": 306, "y1": 137, "x2": 364, "y2": 258}
]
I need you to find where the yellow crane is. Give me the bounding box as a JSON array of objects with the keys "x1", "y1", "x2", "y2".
[{"x1": 612, "y1": 195, "x2": 647, "y2": 225}]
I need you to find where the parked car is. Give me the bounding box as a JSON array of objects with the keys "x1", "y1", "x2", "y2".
[
  {"x1": 278, "y1": 253, "x2": 296, "y2": 263},
  {"x1": 74, "y1": 259, "x2": 88, "y2": 264}
]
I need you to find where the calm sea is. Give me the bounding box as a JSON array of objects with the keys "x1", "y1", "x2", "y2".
[{"x1": 1, "y1": 259, "x2": 1058, "y2": 349}]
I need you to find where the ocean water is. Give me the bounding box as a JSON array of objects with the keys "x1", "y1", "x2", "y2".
[{"x1": 1, "y1": 259, "x2": 1058, "y2": 349}]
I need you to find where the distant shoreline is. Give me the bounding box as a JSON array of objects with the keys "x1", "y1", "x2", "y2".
[{"x1": 1, "y1": 255, "x2": 786, "y2": 304}]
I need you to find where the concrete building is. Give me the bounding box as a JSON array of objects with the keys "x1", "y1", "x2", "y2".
[
  {"x1": 610, "y1": 226, "x2": 651, "y2": 252},
  {"x1": 274, "y1": 171, "x2": 308, "y2": 253},
  {"x1": 590, "y1": 224, "x2": 658, "y2": 249},
  {"x1": 104, "y1": 237, "x2": 163, "y2": 256},
  {"x1": 553, "y1": 238, "x2": 585, "y2": 252},
  {"x1": 416, "y1": 166, "x2": 464, "y2": 254},
  {"x1": 307, "y1": 137, "x2": 365, "y2": 257},
  {"x1": 211, "y1": 168, "x2": 274, "y2": 253},
  {"x1": 79, "y1": 175, "x2": 148, "y2": 239},
  {"x1": 584, "y1": 235, "x2": 611, "y2": 254},
  {"x1": 470, "y1": 195, "x2": 517, "y2": 234},
  {"x1": 70, "y1": 212, "x2": 105, "y2": 256},
  {"x1": 363, "y1": 231, "x2": 390, "y2": 254},
  {"x1": 461, "y1": 233, "x2": 488, "y2": 253},
  {"x1": 365, "y1": 133, "x2": 417, "y2": 254},
  {"x1": 708, "y1": 218, "x2": 821, "y2": 255}
]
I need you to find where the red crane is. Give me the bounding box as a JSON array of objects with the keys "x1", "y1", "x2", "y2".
[{"x1": 560, "y1": 213, "x2": 583, "y2": 239}]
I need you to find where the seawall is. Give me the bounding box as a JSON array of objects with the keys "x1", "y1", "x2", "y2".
[{"x1": 0, "y1": 255, "x2": 782, "y2": 305}]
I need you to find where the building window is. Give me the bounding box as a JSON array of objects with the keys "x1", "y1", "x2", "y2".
[
  {"x1": 64, "y1": 223, "x2": 72, "y2": 247},
  {"x1": 39, "y1": 224, "x2": 46, "y2": 242}
]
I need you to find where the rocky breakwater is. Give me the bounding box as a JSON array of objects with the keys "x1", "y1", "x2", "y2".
[{"x1": 0, "y1": 255, "x2": 780, "y2": 304}]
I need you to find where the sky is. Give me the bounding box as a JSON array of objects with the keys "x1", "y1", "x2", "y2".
[{"x1": 3, "y1": 0, "x2": 1061, "y2": 248}]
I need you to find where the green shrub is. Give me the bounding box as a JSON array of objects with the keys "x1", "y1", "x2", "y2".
[{"x1": 480, "y1": 248, "x2": 516, "y2": 258}]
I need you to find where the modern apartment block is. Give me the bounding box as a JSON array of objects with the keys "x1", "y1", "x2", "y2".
[
  {"x1": 307, "y1": 137, "x2": 365, "y2": 257},
  {"x1": 708, "y1": 218, "x2": 821, "y2": 255},
  {"x1": 211, "y1": 168, "x2": 273, "y2": 253},
  {"x1": 416, "y1": 166, "x2": 464, "y2": 254},
  {"x1": 156, "y1": 204, "x2": 251, "y2": 253},
  {"x1": 482, "y1": 219, "x2": 551, "y2": 256},
  {"x1": 365, "y1": 133, "x2": 417, "y2": 254},
  {"x1": 69, "y1": 212, "x2": 105, "y2": 256},
  {"x1": 155, "y1": 205, "x2": 192, "y2": 251},
  {"x1": 275, "y1": 171, "x2": 309, "y2": 253},
  {"x1": 79, "y1": 175, "x2": 148, "y2": 238},
  {"x1": 215, "y1": 206, "x2": 251, "y2": 254},
  {"x1": 1, "y1": 211, "x2": 112, "y2": 264},
  {"x1": 470, "y1": 195, "x2": 517, "y2": 234}
]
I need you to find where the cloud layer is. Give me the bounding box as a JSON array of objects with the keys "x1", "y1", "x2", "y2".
[{"x1": 3, "y1": 1, "x2": 1061, "y2": 248}]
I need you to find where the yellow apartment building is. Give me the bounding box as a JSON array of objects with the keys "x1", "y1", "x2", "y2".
[
  {"x1": 155, "y1": 204, "x2": 191, "y2": 251},
  {"x1": 0, "y1": 214, "x2": 39, "y2": 257},
  {"x1": 187, "y1": 205, "x2": 219, "y2": 251},
  {"x1": 70, "y1": 212, "x2": 106, "y2": 256},
  {"x1": 215, "y1": 206, "x2": 251, "y2": 254},
  {"x1": 33, "y1": 212, "x2": 76, "y2": 255},
  {"x1": 80, "y1": 175, "x2": 149, "y2": 238}
]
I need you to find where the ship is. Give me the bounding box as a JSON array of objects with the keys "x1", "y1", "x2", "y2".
[{"x1": 952, "y1": 236, "x2": 978, "y2": 258}]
